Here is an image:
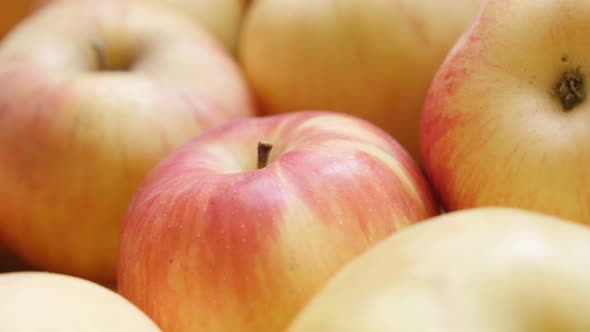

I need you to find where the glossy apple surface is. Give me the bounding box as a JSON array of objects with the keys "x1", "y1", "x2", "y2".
[
  {"x1": 239, "y1": 0, "x2": 481, "y2": 160},
  {"x1": 421, "y1": 0, "x2": 590, "y2": 224},
  {"x1": 0, "y1": 0, "x2": 255, "y2": 282},
  {"x1": 287, "y1": 207, "x2": 590, "y2": 332},
  {"x1": 118, "y1": 111, "x2": 438, "y2": 332},
  {"x1": 0, "y1": 271, "x2": 161, "y2": 331}
]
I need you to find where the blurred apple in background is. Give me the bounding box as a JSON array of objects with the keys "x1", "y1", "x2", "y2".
[
  {"x1": 142, "y1": 0, "x2": 246, "y2": 53},
  {"x1": 287, "y1": 207, "x2": 590, "y2": 332},
  {"x1": 0, "y1": 0, "x2": 255, "y2": 283},
  {"x1": 117, "y1": 111, "x2": 439, "y2": 332},
  {"x1": 0, "y1": 272, "x2": 161, "y2": 331},
  {"x1": 239, "y1": 0, "x2": 482, "y2": 161},
  {"x1": 35, "y1": 0, "x2": 246, "y2": 54},
  {"x1": 421, "y1": 0, "x2": 590, "y2": 224}
]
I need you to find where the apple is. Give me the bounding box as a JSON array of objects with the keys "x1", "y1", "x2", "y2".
[
  {"x1": 239, "y1": 0, "x2": 482, "y2": 161},
  {"x1": 286, "y1": 207, "x2": 590, "y2": 332},
  {"x1": 143, "y1": 0, "x2": 246, "y2": 53},
  {"x1": 117, "y1": 111, "x2": 439, "y2": 332},
  {"x1": 35, "y1": 0, "x2": 246, "y2": 54},
  {"x1": 0, "y1": 0, "x2": 255, "y2": 283},
  {"x1": 420, "y1": 0, "x2": 590, "y2": 224},
  {"x1": 0, "y1": 271, "x2": 161, "y2": 331}
]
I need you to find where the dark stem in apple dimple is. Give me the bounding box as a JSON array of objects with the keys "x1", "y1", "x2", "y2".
[
  {"x1": 90, "y1": 40, "x2": 107, "y2": 71},
  {"x1": 553, "y1": 67, "x2": 585, "y2": 111},
  {"x1": 257, "y1": 141, "x2": 273, "y2": 169}
]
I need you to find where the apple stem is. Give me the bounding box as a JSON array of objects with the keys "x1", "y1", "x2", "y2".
[
  {"x1": 257, "y1": 141, "x2": 273, "y2": 169},
  {"x1": 90, "y1": 40, "x2": 107, "y2": 71},
  {"x1": 553, "y1": 67, "x2": 585, "y2": 111}
]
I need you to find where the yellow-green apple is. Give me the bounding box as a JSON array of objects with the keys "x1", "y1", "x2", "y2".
[
  {"x1": 117, "y1": 111, "x2": 439, "y2": 332},
  {"x1": 0, "y1": 271, "x2": 161, "y2": 331},
  {"x1": 35, "y1": 0, "x2": 245, "y2": 54},
  {"x1": 286, "y1": 207, "x2": 590, "y2": 332},
  {"x1": 0, "y1": 0, "x2": 255, "y2": 283},
  {"x1": 421, "y1": 0, "x2": 590, "y2": 224},
  {"x1": 239, "y1": 0, "x2": 482, "y2": 161}
]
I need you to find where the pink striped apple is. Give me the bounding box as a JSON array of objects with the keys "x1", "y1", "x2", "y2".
[
  {"x1": 420, "y1": 0, "x2": 590, "y2": 224},
  {"x1": 117, "y1": 111, "x2": 439, "y2": 332},
  {"x1": 0, "y1": 0, "x2": 255, "y2": 283}
]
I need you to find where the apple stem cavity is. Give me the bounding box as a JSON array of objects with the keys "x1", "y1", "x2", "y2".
[
  {"x1": 553, "y1": 67, "x2": 585, "y2": 111},
  {"x1": 90, "y1": 40, "x2": 107, "y2": 71},
  {"x1": 257, "y1": 141, "x2": 273, "y2": 169}
]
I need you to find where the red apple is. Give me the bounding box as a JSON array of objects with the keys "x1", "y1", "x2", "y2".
[
  {"x1": 286, "y1": 207, "x2": 590, "y2": 332},
  {"x1": 117, "y1": 111, "x2": 439, "y2": 332},
  {"x1": 420, "y1": 0, "x2": 590, "y2": 224},
  {"x1": 0, "y1": 0, "x2": 255, "y2": 283},
  {"x1": 239, "y1": 0, "x2": 482, "y2": 161},
  {"x1": 0, "y1": 271, "x2": 162, "y2": 331}
]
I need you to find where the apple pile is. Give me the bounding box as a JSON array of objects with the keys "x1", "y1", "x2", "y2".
[{"x1": 1, "y1": 0, "x2": 590, "y2": 331}]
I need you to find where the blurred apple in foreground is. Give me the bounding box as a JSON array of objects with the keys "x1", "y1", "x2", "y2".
[
  {"x1": 287, "y1": 207, "x2": 590, "y2": 332},
  {"x1": 0, "y1": 0, "x2": 255, "y2": 283},
  {"x1": 421, "y1": 0, "x2": 590, "y2": 224},
  {"x1": 0, "y1": 272, "x2": 161, "y2": 331},
  {"x1": 239, "y1": 0, "x2": 481, "y2": 160},
  {"x1": 35, "y1": 0, "x2": 246, "y2": 53},
  {"x1": 117, "y1": 111, "x2": 439, "y2": 332}
]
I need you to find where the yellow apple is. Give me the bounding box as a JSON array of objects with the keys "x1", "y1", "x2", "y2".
[
  {"x1": 0, "y1": 271, "x2": 161, "y2": 331},
  {"x1": 35, "y1": 0, "x2": 245, "y2": 53},
  {"x1": 0, "y1": 0, "x2": 255, "y2": 283},
  {"x1": 239, "y1": 0, "x2": 482, "y2": 160},
  {"x1": 287, "y1": 207, "x2": 590, "y2": 332},
  {"x1": 421, "y1": 0, "x2": 590, "y2": 224}
]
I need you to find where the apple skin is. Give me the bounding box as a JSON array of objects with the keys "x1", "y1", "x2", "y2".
[
  {"x1": 420, "y1": 0, "x2": 590, "y2": 224},
  {"x1": 143, "y1": 0, "x2": 245, "y2": 53},
  {"x1": 0, "y1": 0, "x2": 255, "y2": 283},
  {"x1": 34, "y1": 0, "x2": 245, "y2": 54},
  {"x1": 117, "y1": 111, "x2": 439, "y2": 332},
  {"x1": 286, "y1": 207, "x2": 590, "y2": 332},
  {"x1": 239, "y1": 0, "x2": 481, "y2": 161},
  {"x1": 0, "y1": 271, "x2": 162, "y2": 331}
]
